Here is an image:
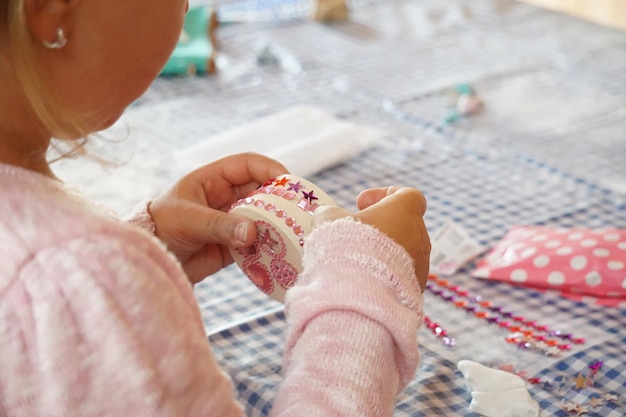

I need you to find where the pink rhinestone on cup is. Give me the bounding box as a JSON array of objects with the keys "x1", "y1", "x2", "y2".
[
  {"x1": 272, "y1": 188, "x2": 287, "y2": 197},
  {"x1": 296, "y1": 198, "x2": 310, "y2": 211}
]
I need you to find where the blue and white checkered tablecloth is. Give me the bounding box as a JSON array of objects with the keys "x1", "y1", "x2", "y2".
[
  {"x1": 54, "y1": 0, "x2": 626, "y2": 415},
  {"x1": 200, "y1": 145, "x2": 626, "y2": 416}
]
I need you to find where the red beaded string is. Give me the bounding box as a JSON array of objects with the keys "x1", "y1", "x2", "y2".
[
  {"x1": 423, "y1": 316, "x2": 456, "y2": 346},
  {"x1": 426, "y1": 274, "x2": 586, "y2": 356}
]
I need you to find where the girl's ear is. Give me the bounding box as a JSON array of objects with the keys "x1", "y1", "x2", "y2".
[{"x1": 23, "y1": 0, "x2": 76, "y2": 46}]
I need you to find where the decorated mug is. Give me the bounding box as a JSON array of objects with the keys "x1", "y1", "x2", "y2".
[{"x1": 229, "y1": 174, "x2": 336, "y2": 302}]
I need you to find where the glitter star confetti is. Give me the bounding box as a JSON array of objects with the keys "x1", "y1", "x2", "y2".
[
  {"x1": 563, "y1": 402, "x2": 577, "y2": 412},
  {"x1": 587, "y1": 397, "x2": 603, "y2": 408},
  {"x1": 574, "y1": 373, "x2": 587, "y2": 390},
  {"x1": 574, "y1": 404, "x2": 589, "y2": 416},
  {"x1": 588, "y1": 360, "x2": 603, "y2": 373},
  {"x1": 602, "y1": 393, "x2": 617, "y2": 403}
]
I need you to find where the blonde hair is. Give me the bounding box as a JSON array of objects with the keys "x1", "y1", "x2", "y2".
[{"x1": 2, "y1": 0, "x2": 90, "y2": 160}]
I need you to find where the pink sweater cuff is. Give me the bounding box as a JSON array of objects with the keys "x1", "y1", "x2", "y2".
[
  {"x1": 284, "y1": 217, "x2": 424, "y2": 388},
  {"x1": 124, "y1": 201, "x2": 156, "y2": 235}
]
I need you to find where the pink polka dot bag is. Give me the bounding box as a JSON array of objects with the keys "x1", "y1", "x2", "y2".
[{"x1": 472, "y1": 226, "x2": 626, "y2": 307}]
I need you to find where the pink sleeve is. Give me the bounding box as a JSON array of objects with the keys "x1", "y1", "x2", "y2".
[
  {"x1": 270, "y1": 218, "x2": 424, "y2": 417},
  {"x1": 123, "y1": 201, "x2": 156, "y2": 235},
  {"x1": 1, "y1": 232, "x2": 243, "y2": 417}
]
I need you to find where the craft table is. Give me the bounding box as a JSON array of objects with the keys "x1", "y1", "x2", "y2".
[{"x1": 53, "y1": 0, "x2": 626, "y2": 415}]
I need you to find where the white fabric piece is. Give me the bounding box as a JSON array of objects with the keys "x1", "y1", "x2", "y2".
[
  {"x1": 171, "y1": 105, "x2": 384, "y2": 177},
  {"x1": 457, "y1": 360, "x2": 526, "y2": 392},
  {"x1": 470, "y1": 390, "x2": 540, "y2": 417},
  {"x1": 457, "y1": 360, "x2": 540, "y2": 417}
]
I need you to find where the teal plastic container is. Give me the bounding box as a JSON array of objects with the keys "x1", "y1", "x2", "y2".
[{"x1": 160, "y1": 6, "x2": 217, "y2": 76}]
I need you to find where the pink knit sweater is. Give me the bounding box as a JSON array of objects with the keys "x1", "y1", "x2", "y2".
[{"x1": 0, "y1": 163, "x2": 423, "y2": 416}]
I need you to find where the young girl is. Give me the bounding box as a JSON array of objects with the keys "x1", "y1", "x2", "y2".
[{"x1": 0, "y1": 0, "x2": 431, "y2": 416}]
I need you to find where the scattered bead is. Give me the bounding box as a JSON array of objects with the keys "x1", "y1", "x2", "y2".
[
  {"x1": 588, "y1": 361, "x2": 603, "y2": 372},
  {"x1": 423, "y1": 316, "x2": 455, "y2": 347},
  {"x1": 442, "y1": 337, "x2": 456, "y2": 346}
]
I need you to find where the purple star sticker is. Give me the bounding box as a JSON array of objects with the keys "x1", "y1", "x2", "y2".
[
  {"x1": 288, "y1": 181, "x2": 304, "y2": 193},
  {"x1": 302, "y1": 190, "x2": 318, "y2": 203}
]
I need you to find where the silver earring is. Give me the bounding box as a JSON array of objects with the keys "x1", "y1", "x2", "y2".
[{"x1": 43, "y1": 28, "x2": 67, "y2": 49}]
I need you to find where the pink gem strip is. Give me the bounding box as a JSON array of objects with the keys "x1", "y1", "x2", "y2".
[
  {"x1": 231, "y1": 177, "x2": 325, "y2": 246},
  {"x1": 244, "y1": 187, "x2": 321, "y2": 214},
  {"x1": 426, "y1": 274, "x2": 586, "y2": 356},
  {"x1": 241, "y1": 176, "x2": 323, "y2": 215},
  {"x1": 423, "y1": 316, "x2": 456, "y2": 347},
  {"x1": 232, "y1": 197, "x2": 306, "y2": 245}
]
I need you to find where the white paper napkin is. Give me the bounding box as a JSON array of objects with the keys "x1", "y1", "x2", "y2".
[{"x1": 171, "y1": 105, "x2": 384, "y2": 177}]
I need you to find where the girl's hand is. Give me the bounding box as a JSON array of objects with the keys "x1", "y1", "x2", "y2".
[
  {"x1": 313, "y1": 186, "x2": 430, "y2": 291},
  {"x1": 149, "y1": 152, "x2": 288, "y2": 283}
]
